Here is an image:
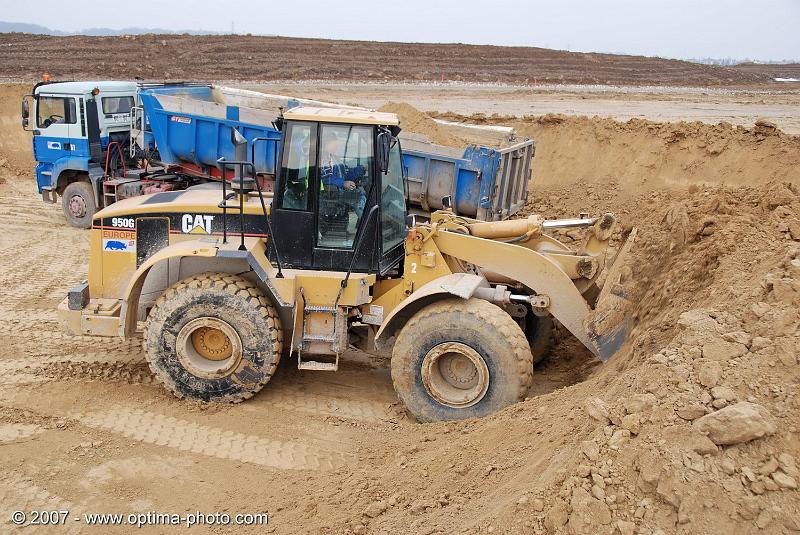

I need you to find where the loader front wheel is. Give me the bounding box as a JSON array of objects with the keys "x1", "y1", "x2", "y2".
[
  {"x1": 526, "y1": 314, "x2": 554, "y2": 365},
  {"x1": 391, "y1": 298, "x2": 532, "y2": 422},
  {"x1": 144, "y1": 272, "x2": 282, "y2": 403}
]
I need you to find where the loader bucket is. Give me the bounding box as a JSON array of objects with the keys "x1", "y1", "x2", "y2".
[{"x1": 583, "y1": 228, "x2": 637, "y2": 361}]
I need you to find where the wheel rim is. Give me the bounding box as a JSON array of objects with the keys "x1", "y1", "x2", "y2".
[
  {"x1": 176, "y1": 317, "x2": 243, "y2": 379},
  {"x1": 68, "y1": 194, "x2": 87, "y2": 218},
  {"x1": 421, "y1": 342, "x2": 490, "y2": 408}
]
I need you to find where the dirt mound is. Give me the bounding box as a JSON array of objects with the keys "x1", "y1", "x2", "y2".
[
  {"x1": 518, "y1": 114, "x2": 800, "y2": 189},
  {"x1": 379, "y1": 102, "x2": 465, "y2": 147},
  {"x1": 0, "y1": 84, "x2": 34, "y2": 175},
  {"x1": 433, "y1": 111, "x2": 800, "y2": 189},
  {"x1": 321, "y1": 181, "x2": 800, "y2": 534}
]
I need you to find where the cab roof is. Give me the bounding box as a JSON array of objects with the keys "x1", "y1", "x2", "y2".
[
  {"x1": 283, "y1": 106, "x2": 400, "y2": 126},
  {"x1": 34, "y1": 81, "x2": 138, "y2": 95}
]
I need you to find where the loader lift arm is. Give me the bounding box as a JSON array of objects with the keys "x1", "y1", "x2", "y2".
[{"x1": 373, "y1": 211, "x2": 635, "y2": 362}]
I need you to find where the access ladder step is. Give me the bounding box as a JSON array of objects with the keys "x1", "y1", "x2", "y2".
[
  {"x1": 297, "y1": 360, "x2": 339, "y2": 371},
  {"x1": 304, "y1": 305, "x2": 337, "y2": 313},
  {"x1": 303, "y1": 333, "x2": 337, "y2": 343}
]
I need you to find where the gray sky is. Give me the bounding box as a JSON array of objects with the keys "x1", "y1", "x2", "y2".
[{"x1": 6, "y1": 0, "x2": 800, "y2": 61}]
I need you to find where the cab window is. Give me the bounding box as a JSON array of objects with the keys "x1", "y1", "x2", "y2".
[
  {"x1": 102, "y1": 96, "x2": 134, "y2": 115},
  {"x1": 277, "y1": 122, "x2": 316, "y2": 211},
  {"x1": 37, "y1": 96, "x2": 76, "y2": 128},
  {"x1": 381, "y1": 139, "x2": 406, "y2": 253},
  {"x1": 317, "y1": 124, "x2": 373, "y2": 249}
]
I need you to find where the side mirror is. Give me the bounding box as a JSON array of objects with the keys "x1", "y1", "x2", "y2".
[
  {"x1": 377, "y1": 131, "x2": 391, "y2": 174},
  {"x1": 21, "y1": 95, "x2": 35, "y2": 131},
  {"x1": 442, "y1": 195, "x2": 453, "y2": 211},
  {"x1": 405, "y1": 214, "x2": 418, "y2": 229}
]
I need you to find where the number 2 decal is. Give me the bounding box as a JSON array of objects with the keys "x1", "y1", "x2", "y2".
[{"x1": 411, "y1": 262, "x2": 417, "y2": 274}]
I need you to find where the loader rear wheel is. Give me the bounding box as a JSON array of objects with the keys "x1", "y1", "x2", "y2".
[
  {"x1": 144, "y1": 272, "x2": 282, "y2": 403},
  {"x1": 62, "y1": 181, "x2": 96, "y2": 228},
  {"x1": 391, "y1": 298, "x2": 532, "y2": 422}
]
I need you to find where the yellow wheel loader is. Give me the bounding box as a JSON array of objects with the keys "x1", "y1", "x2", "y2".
[{"x1": 59, "y1": 106, "x2": 634, "y2": 422}]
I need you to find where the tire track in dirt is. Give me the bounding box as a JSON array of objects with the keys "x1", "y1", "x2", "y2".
[
  {"x1": 0, "y1": 353, "x2": 151, "y2": 386},
  {"x1": 247, "y1": 385, "x2": 395, "y2": 422},
  {"x1": 0, "y1": 331, "x2": 142, "y2": 366},
  {"x1": 0, "y1": 311, "x2": 61, "y2": 327},
  {"x1": 75, "y1": 407, "x2": 356, "y2": 471},
  {"x1": 0, "y1": 321, "x2": 139, "y2": 347},
  {"x1": 0, "y1": 475, "x2": 84, "y2": 535},
  {"x1": 0, "y1": 208, "x2": 86, "y2": 310},
  {"x1": 0, "y1": 259, "x2": 84, "y2": 312},
  {"x1": 0, "y1": 423, "x2": 44, "y2": 444}
]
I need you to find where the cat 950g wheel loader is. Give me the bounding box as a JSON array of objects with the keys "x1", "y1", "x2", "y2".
[{"x1": 59, "y1": 106, "x2": 634, "y2": 422}]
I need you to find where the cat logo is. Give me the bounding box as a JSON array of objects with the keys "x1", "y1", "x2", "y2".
[{"x1": 181, "y1": 214, "x2": 215, "y2": 235}]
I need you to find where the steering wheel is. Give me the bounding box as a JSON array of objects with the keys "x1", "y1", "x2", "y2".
[{"x1": 42, "y1": 114, "x2": 63, "y2": 127}]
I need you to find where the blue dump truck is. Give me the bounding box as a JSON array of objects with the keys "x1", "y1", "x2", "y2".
[{"x1": 21, "y1": 81, "x2": 534, "y2": 227}]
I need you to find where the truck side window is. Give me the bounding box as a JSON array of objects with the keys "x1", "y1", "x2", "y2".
[
  {"x1": 37, "y1": 96, "x2": 77, "y2": 128},
  {"x1": 102, "y1": 96, "x2": 135, "y2": 115},
  {"x1": 381, "y1": 140, "x2": 406, "y2": 253},
  {"x1": 278, "y1": 122, "x2": 315, "y2": 211}
]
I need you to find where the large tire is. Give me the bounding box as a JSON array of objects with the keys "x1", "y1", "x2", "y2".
[
  {"x1": 144, "y1": 272, "x2": 282, "y2": 403},
  {"x1": 526, "y1": 314, "x2": 554, "y2": 365},
  {"x1": 62, "y1": 180, "x2": 96, "y2": 228},
  {"x1": 391, "y1": 298, "x2": 532, "y2": 422}
]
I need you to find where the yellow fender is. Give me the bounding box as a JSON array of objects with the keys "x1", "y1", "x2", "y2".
[
  {"x1": 375, "y1": 273, "x2": 488, "y2": 346},
  {"x1": 118, "y1": 239, "x2": 218, "y2": 338}
]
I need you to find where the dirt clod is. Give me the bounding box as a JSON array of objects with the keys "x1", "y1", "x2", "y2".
[{"x1": 694, "y1": 402, "x2": 777, "y2": 445}]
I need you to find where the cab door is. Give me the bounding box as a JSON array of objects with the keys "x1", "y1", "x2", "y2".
[
  {"x1": 312, "y1": 123, "x2": 380, "y2": 271},
  {"x1": 33, "y1": 94, "x2": 79, "y2": 164},
  {"x1": 270, "y1": 121, "x2": 318, "y2": 267}
]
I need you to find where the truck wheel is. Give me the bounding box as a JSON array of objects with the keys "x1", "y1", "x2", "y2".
[
  {"x1": 391, "y1": 298, "x2": 532, "y2": 422},
  {"x1": 62, "y1": 181, "x2": 96, "y2": 228},
  {"x1": 144, "y1": 273, "x2": 282, "y2": 403},
  {"x1": 526, "y1": 314, "x2": 554, "y2": 365}
]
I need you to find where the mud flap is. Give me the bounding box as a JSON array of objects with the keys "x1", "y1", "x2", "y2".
[{"x1": 583, "y1": 229, "x2": 637, "y2": 361}]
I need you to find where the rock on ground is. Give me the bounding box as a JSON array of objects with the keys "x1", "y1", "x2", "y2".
[{"x1": 693, "y1": 402, "x2": 776, "y2": 445}]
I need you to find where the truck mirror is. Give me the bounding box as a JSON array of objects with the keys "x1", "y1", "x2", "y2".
[
  {"x1": 442, "y1": 195, "x2": 453, "y2": 210},
  {"x1": 21, "y1": 95, "x2": 35, "y2": 131}
]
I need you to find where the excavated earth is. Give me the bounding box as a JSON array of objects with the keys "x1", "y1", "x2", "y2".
[{"x1": 1, "y1": 81, "x2": 799, "y2": 535}]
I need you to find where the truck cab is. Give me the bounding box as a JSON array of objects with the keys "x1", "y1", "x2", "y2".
[{"x1": 22, "y1": 80, "x2": 138, "y2": 227}]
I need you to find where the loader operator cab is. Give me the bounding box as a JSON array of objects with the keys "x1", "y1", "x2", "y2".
[{"x1": 270, "y1": 107, "x2": 407, "y2": 275}]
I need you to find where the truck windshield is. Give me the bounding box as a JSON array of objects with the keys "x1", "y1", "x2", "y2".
[
  {"x1": 317, "y1": 124, "x2": 373, "y2": 249},
  {"x1": 37, "y1": 96, "x2": 76, "y2": 128}
]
